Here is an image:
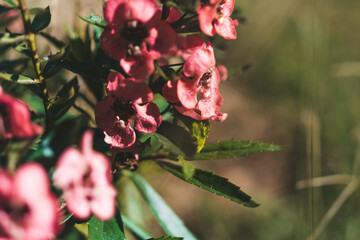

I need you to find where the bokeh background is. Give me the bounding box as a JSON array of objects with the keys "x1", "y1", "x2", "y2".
[{"x1": 3, "y1": 0, "x2": 360, "y2": 239}]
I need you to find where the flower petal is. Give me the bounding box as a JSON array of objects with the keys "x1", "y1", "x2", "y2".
[
  {"x1": 183, "y1": 43, "x2": 215, "y2": 79},
  {"x1": 135, "y1": 102, "x2": 161, "y2": 133},
  {"x1": 100, "y1": 26, "x2": 127, "y2": 60},
  {"x1": 214, "y1": 16, "x2": 237, "y2": 40},
  {"x1": 128, "y1": 0, "x2": 158, "y2": 23}
]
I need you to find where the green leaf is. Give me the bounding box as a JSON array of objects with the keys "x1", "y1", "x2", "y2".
[
  {"x1": 0, "y1": 5, "x2": 14, "y2": 14},
  {"x1": 88, "y1": 214, "x2": 126, "y2": 240},
  {"x1": 42, "y1": 46, "x2": 70, "y2": 78},
  {"x1": 188, "y1": 139, "x2": 283, "y2": 161},
  {"x1": 12, "y1": 41, "x2": 31, "y2": 57},
  {"x1": 121, "y1": 214, "x2": 152, "y2": 239},
  {"x1": 126, "y1": 171, "x2": 196, "y2": 240},
  {"x1": 79, "y1": 13, "x2": 106, "y2": 27},
  {"x1": 191, "y1": 121, "x2": 210, "y2": 152},
  {"x1": 3, "y1": 0, "x2": 17, "y2": 7},
  {"x1": 0, "y1": 72, "x2": 39, "y2": 84},
  {"x1": 155, "y1": 121, "x2": 198, "y2": 157},
  {"x1": 148, "y1": 237, "x2": 183, "y2": 240},
  {"x1": 0, "y1": 33, "x2": 26, "y2": 45},
  {"x1": 49, "y1": 77, "x2": 79, "y2": 120},
  {"x1": 158, "y1": 161, "x2": 259, "y2": 208},
  {"x1": 31, "y1": 6, "x2": 51, "y2": 32},
  {"x1": 0, "y1": 58, "x2": 28, "y2": 71},
  {"x1": 153, "y1": 93, "x2": 169, "y2": 113},
  {"x1": 178, "y1": 155, "x2": 195, "y2": 179}
]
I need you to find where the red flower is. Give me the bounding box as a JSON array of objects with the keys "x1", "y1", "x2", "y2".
[
  {"x1": 163, "y1": 43, "x2": 227, "y2": 121},
  {"x1": 0, "y1": 163, "x2": 60, "y2": 240},
  {"x1": 197, "y1": 0, "x2": 238, "y2": 39},
  {"x1": 0, "y1": 86, "x2": 43, "y2": 139},
  {"x1": 101, "y1": 0, "x2": 176, "y2": 79},
  {"x1": 53, "y1": 130, "x2": 117, "y2": 221},
  {"x1": 95, "y1": 72, "x2": 161, "y2": 148}
]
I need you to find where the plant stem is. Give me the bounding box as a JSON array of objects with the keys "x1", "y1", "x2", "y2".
[{"x1": 18, "y1": 0, "x2": 53, "y2": 130}]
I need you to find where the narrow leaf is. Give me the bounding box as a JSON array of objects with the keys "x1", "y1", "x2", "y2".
[
  {"x1": 158, "y1": 161, "x2": 259, "y2": 207},
  {"x1": 0, "y1": 72, "x2": 39, "y2": 84},
  {"x1": 0, "y1": 32, "x2": 26, "y2": 45},
  {"x1": 0, "y1": 58, "x2": 28, "y2": 71},
  {"x1": 88, "y1": 215, "x2": 126, "y2": 240},
  {"x1": 31, "y1": 6, "x2": 51, "y2": 32},
  {"x1": 42, "y1": 46, "x2": 70, "y2": 78},
  {"x1": 148, "y1": 237, "x2": 184, "y2": 240},
  {"x1": 3, "y1": 0, "x2": 17, "y2": 7},
  {"x1": 12, "y1": 41, "x2": 31, "y2": 57},
  {"x1": 79, "y1": 13, "x2": 106, "y2": 27},
  {"x1": 126, "y1": 171, "x2": 196, "y2": 240},
  {"x1": 156, "y1": 121, "x2": 198, "y2": 157},
  {"x1": 188, "y1": 139, "x2": 283, "y2": 161},
  {"x1": 178, "y1": 156, "x2": 195, "y2": 179},
  {"x1": 121, "y1": 214, "x2": 152, "y2": 239},
  {"x1": 49, "y1": 77, "x2": 79, "y2": 120}
]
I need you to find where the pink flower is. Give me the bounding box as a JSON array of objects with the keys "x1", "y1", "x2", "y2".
[
  {"x1": 101, "y1": 0, "x2": 176, "y2": 79},
  {"x1": 53, "y1": 131, "x2": 117, "y2": 221},
  {"x1": 95, "y1": 72, "x2": 161, "y2": 148},
  {"x1": 0, "y1": 163, "x2": 60, "y2": 240},
  {"x1": 163, "y1": 43, "x2": 227, "y2": 121},
  {"x1": 197, "y1": 0, "x2": 238, "y2": 39},
  {"x1": 0, "y1": 86, "x2": 43, "y2": 140}
]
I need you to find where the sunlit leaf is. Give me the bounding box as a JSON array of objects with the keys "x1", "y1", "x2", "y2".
[
  {"x1": 187, "y1": 139, "x2": 283, "y2": 161},
  {"x1": 0, "y1": 33, "x2": 26, "y2": 45},
  {"x1": 31, "y1": 6, "x2": 51, "y2": 32},
  {"x1": 79, "y1": 13, "x2": 106, "y2": 27},
  {"x1": 3, "y1": 0, "x2": 17, "y2": 7},
  {"x1": 126, "y1": 171, "x2": 196, "y2": 240},
  {"x1": 0, "y1": 72, "x2": 39, "y2": 84},
  {"x1": 178, "y1": 155, "x2": 195, "y2": 179},
  {"x1": 158, "y1": 161, "x2": 259, "y2": 207},
  {"x1": 12, "y1": 41, "x2": 31, "y2": 57}
]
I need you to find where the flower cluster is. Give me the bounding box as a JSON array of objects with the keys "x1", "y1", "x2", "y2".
[{"x1": 96, "y1": 0, "x2": 238, "y2": 153}]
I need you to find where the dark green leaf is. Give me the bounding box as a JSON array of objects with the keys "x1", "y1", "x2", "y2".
[
  {"x1": 79, "y1": 13, "x2": 106, "y2": 27},
  {"x1": 155, "y1": 121, "x2": 198, "y2": 157},
  {"x1": 31, "y1": 6, "x2": 51, "y2": 32},
  {"x1": 158, "y1": 161, "x2": 259, "y2": 207},
  {"x1": 42, "y1": 46, "x2": 70, "y2": 78},
  {"x1": 153, "y1": 93, "x2": 169, "y2": 113},
  {"x1": 0, "y1": 58, "x2": 28, "y2": 71},
  {"x1": 148, "y1": 237, "x2": 183, "y2": 240},
  {"x1": 49, "y1": 77, "x2": 79, "y2": 120},
  {"x1": 0, "y1": 72, "x2": 39, "y2": 84},
  {"x1": 88, "y1": 214, "x2": 126, "y2": 240},
  {"x1": 39, "y1": 32, "x2": 66, "y2": 48},
  {"x1": 3, "y1": 0, "x2": 17, "y2": 7},
  {"x1": 0, "y1": 5, "x2": 14, "y2": 14},
  {"x1": 126, "y1": 171, "x2": 196, "y2": 240},
  {"x1": 188, "y1": 139, "x2": 283, "y2": 161},
  {"x1": 121, "y1": 214, "x2": 152, "y2": 239},
  {"x1": 0, "y1": 32, "x2": 26, "y2": 45}
]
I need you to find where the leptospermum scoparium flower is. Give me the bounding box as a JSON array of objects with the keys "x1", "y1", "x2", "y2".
[
  {"x1": 95, "y1": 72, "x2": 161, "y2": 149},
  {"x1": 163, "y1": 43, "x2": 228, "y2": 121},
  {"x1": 0, "y1": 86, "x2": 43, "y2": 140},
  {"x1": 197, "y1": 0, "x2": 238, "y2": 39},
  {"x1": 53, "y1": 131, "x2": 117, "y2": 221},
  {"x1": 101, "y1": 0, "x2": 176, "y2": 79},
  {"x1": 0, "y1": 163, "x2": 60, "y2": 240}
]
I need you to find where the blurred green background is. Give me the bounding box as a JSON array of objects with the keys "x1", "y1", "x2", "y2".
[{"x1": 3, "y1": 0, "x2": 360, "y2": 239}]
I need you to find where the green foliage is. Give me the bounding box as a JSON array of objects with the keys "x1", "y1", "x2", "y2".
[
  {"x1": 155, "y1": 121, "x2": 198, "y2": 157},
  {"x1": 79, "y1": 13, "x2": 106, "y2": 27},
  {"x1": 0, "y1": 5, "x2": 14, "y2": 14},
  {"x1": 42, "y1": 46, "x2": 70, "y2": 79},
  {"x1": 178, "y1": 155, "x2": 195, "y2": 179},
  {"x1": 158, "y1": 161, "x2": 259, "y2": 207},
  {"x1": 0, "y1": 59, "x2": 28, "y2": 71},
  {"x1": 3, "y1": 0, "x2": 17, "y2": 7},
  {"x1": 126, "y1": 171, "x2": 196, "y2": 240},
  {"x1": 148, "y1": 237, "x2": 184, "y2": 240},
  {"x1": 120, "y1": 214, "x2": 152, "y2": 239},
  {"x1": 88, "y1": 214, "x2": 126, "y2": 240},
  {"x1": 0, "y1": 72, "x2": 39, "y2": 84},
  {"x1": 188, "y1": 139, "x2": 283, "y2": 161},
  {"x1": 0, "y1": 33, "x2": 26, "y2": 45},
  {"x1": 191, "y1": 121, "x2": 210, "y2": 152},
  {"x1": 31, "y1": 6, "x2": 51, "y2": 32},
  {"x1": 49, "y1": 77, "x2": 79, "y2": 120}
]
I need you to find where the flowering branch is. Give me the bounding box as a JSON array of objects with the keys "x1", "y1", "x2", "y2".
[{"x1": 17, "y1": 0, "x2": 53, "y2": 130}]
